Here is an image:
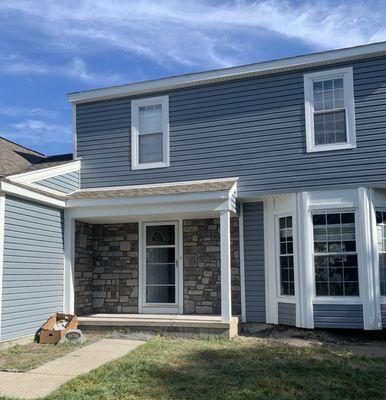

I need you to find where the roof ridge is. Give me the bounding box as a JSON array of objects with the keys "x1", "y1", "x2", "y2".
[{"x1": 0, "y1": 136, "x2": 45, "y2": 157}]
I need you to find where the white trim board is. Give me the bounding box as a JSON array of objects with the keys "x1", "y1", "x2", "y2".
[
  {"x1": 0, "y1": 180, "x2": 66, "y2": 208},
  {"x1": 68, "y1": 41, "x2": 386, "y2": 104},
  {"x1": 8, "y1": 160, "x2": 80, "y2": 184},
  {"x1": 74, "y1": 177, "x2": 238, "y2": 193}
]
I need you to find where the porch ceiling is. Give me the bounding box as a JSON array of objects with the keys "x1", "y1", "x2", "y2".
[{"x1": 65, "y1": 178, "x2": 238, "y2": 223}]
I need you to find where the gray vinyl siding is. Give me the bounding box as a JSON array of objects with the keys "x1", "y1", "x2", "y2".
[
  {"x1": 278, "y1": 302, "x2": 296, "y2": 326},
  {"x1": 76, "y1": 56, "x2": 386, "y2": 196},
  {"x1": 381, "y1": 304, "x2": 386, "y2": 328},
  {"x1": 313, "y1": 304, "x2": 364, "y2": 329},
  {"x1": 243, "y1": 202, "x2": 265, "y2": 322},
  {"x1": 35, "y1": 171, "x2": 79, "y2": 194},
  {"x1": 0, "y1": 196, "x2": 64, "y2": 341}
]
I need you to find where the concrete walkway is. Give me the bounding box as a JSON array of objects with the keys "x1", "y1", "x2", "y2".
[{"x1": 0, "y1": 338, "x2": 145, "y2": 399}]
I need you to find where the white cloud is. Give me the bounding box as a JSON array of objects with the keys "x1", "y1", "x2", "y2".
[
  {"x1": 0, "y1": 54, "x2": 122, "y2": 84},
  {"x1": 6, "y1": 119, "x2": 72, "y2": 145},
  {"x1": 0, "y1": 0, "x2": 384, "y2": 71},
  {"x1": 0, "y1": 104, "x2": 58, "y2": 119}
]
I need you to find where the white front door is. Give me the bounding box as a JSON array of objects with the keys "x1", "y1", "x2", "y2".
[{"x1": 141, "y1": 222, "x2": 181, "y2": 314}]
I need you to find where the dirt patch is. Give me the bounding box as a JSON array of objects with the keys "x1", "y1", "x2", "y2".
[{"x1": 240, "y1": 325, "x2": 386, "y2": 358}]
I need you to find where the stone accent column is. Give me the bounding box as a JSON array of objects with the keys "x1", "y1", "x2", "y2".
[
  {"x1": 74, "y1": 221, "x2": 94, "y2": 315},
  {"x1": 183, "y1": 218, "x2": 241, "y2": 315},
  {"x1": 92, "y1": 223, "x2": 139, "y2": 313}
]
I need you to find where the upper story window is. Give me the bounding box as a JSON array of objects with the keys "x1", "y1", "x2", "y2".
[
  {"x1": 304, "y1": 67, "x2": 356, "y2": 153},
  {"x1": 131, "y1": 96, "x2": 169, "y2": 170},
  {"x1": 312, "y1": 211, "x2": 359, "y2": 297}
]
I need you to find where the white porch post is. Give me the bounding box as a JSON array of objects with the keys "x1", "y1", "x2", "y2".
[
  {"x1": 63, "y1": 211, "x2": 75, "y2": 314},
  {"x1": 220, "y1": 209, "x2": 232, "y2": 323},
  {"x1": 295, "y1": 192, "x2": 314, "y2": 329},
  {"x1": 358, "y1": 188, "x2": 382, "y2": 330}
]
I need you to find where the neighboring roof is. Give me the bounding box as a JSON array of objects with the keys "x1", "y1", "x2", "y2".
[
  {"x1": 69, "y1": 178, "x2": 237, "y2": 200},
  {"x1": 0, "y1": 137, "x2": 73, "y2": 177},
  {"x1": 68, "y1": 41, "x2": 386, "y2": 104}
]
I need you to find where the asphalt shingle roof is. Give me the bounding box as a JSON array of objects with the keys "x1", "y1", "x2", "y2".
[{"x1": 0, "y1": 137, "x2": 74, "y2": 178}]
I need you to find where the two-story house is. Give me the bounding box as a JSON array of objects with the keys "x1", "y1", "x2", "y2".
[{"x1": 1, "y1": 41, "x2": 386, "y2": 343}]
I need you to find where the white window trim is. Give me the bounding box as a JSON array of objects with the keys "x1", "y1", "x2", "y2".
[
  {"x1": 131, "y1": 95, "x2": 170, "y2": 170},
  {"x1": 311, "y1": 208, "x2": 361, "y2": 301},
  {"x1": 304, "y1": 67, "x2": 356, "y2": 153},
  {"x1": 275, "y1": 213, "x2": 296, "y2": 302}
]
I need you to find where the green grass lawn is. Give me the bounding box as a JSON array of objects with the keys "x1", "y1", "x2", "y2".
[
  {"x1": 17, "y1": 336, "x2": 386, "y2": 400},
  {"x1": 0, "y1": 332, "x2": 109, "y2": 372}
]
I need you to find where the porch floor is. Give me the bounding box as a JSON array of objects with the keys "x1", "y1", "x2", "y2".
[{"x1": 78, "y1": 314, "x2": 239, "y2": 338}]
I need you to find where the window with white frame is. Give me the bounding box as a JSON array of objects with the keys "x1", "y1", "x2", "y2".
[
  {"x1": 304, "y1": 67, "x2": 356, "y2": 152},
  {"x1": 131, "y1": 96, "x2": 169, "y2": 170},
  {"x1": 312, "y1": 211, "x2": 359, "y2": 296},
  {"x1": 278, "y1": 216, "x2": 295, "y2": 296},
  {"x1": 375, "y1": 210, "x2": 386, "y2": 296}
]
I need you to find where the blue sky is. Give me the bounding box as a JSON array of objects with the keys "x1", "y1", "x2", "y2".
[{"x1": 0, "y1": 0, "x2": 385, "y2": 155}]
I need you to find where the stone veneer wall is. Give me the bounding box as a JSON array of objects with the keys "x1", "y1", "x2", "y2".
[
  {"x1": 74, "y1": 222, "x2": 139, "y2": 315},
  {"x1": 75, "y1": 218, "x2": 241, "y2": 316},
  {"x1": 92, "y1": 223, "x2": 139, "y2": 313},
  {"x1": 74, "y1": 221, "x2": 94, "y2": 315},
  {"x1": 183, "y1": 218, "x2": 241, "y2": 315}
]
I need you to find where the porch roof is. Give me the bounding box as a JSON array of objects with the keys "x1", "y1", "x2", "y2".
[{"x1": 68, "y1": 178, "x2": 238, "y2": 200}]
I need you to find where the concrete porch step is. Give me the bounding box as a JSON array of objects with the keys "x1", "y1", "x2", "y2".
[{"x1": 78, "y1": 314, "x2": 239, "y2": 338}]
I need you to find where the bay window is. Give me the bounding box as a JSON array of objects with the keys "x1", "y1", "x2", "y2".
[{"x1": 312, "y1": 211, "x2": 359, "y2": 296}]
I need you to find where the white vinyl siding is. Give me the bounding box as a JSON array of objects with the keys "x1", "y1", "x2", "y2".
[
  {"x1": 131, "y1": 96, "x2": 169, "y2": 170},
  {"x1": 304, "y1": 67, "x2": 356, "y2": 152}
]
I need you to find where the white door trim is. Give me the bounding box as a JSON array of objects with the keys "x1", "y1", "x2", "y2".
[{"x1": 140, "y1": 221, "x2": 182, "y2": 314}]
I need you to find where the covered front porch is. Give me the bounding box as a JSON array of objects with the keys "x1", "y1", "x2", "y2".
[{"x1": 63, "y1": 178, "x2": 241, "y2": 337}]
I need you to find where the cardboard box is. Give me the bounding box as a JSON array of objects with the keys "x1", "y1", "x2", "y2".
[{"x1": 39, "y1": 313, "x2": 79, "y2": 344}]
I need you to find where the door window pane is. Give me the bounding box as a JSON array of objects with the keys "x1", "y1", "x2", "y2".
[
  {"x1": 313, "y1": 212, "x2": 359, "y2": 296},
  {"x1": 146, "y1": 264, "x2": 175, "y2": 285},
  {"x1": 146, "y1": 225, "x2": 175, "y2": 246},
  {"x1": 146, "y1": 247, "x2": 175, "y2": 263},
  {"x1": 146, "y1": 286, "x2": 175, "y2": 303}
]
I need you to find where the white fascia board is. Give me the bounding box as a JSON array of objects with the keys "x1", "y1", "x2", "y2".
[
  {"x1": 0, "y1": 180, "x2": 66, "y2": 208},
  {"x1": 8, "y1": 160, "x2": 80, "y2": 184},
  {"x1": 67, "y1": 199, "x2": 230, "y2": 220},
  {"x1": 26, "y1": 182, "x2": 73, "y2": 197},
  {"x1": 66, "y1": 190, "x2": 231, "y2": 208},
  {"x1": 75, "y1": 177, "x2": 238, "y2": 193},
  {"x1": 68, "y1": 41, "x2": 386, "y2": 104}
]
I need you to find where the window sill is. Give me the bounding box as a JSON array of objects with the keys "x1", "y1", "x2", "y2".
[
  {"x1": 132, "y1": 161, "x2": 170, "y2": 170},
  {"x1": 277, "y1": 296, "x2": 296, "y2": 304},
  {"x1": 379, "y1": 297, "x2": 386, "y2": 305},
  {"x1": 313, "y1": 297, "x2": 362, "y2": 305},
  {"x1": 306, "y1": 142, "x2": 356, "y2": 153}
]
